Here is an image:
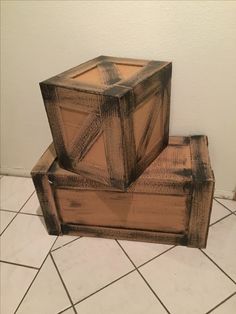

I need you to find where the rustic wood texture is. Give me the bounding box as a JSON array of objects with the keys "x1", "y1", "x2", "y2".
[
  {"x1": 56, "y1": 189, "x2": 189, "y2": 233},
  {"x1": 61, "y1": 224, "x2": 187, "y2": 246},
  {"x1": 31, "y1": 144, "x2": 61, "y2": 235},
  {"x1": 32, "y1": 136, "x2": 214, "y2": 248},
  {"x1": 187, "y1": 136, "x2": 215, "y2": 248},
  {"x1": 40, "y1": 56, "x2": 172, "y2": 190}
]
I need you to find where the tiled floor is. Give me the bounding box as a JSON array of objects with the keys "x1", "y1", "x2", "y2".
[{"x1": 0, "y1": 176, "x2": 235, "y2": 314}]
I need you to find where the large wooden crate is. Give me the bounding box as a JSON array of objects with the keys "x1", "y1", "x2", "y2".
[
  {"x1": 31, "y1": 136, "x2": 214, "y2": 248},
  {"x1": 40, "y1": 56, "x2": 172, "y2": 190}
]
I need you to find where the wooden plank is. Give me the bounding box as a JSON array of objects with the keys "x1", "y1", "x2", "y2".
[
  {"x1": 56, "y1": 189, "x2": 189, "y2": 233},
  {"x1": 43, "y1": 76, "x2": 105, "y2": 94},
  {"x1": 48, "y1": 167, "x2": 119, "y2": 192},
  {"x1": 40, "y1": 84, "x2": 71, "y2": 168},
  {"x1": 118, "y1": 91, "x2": 137, "y2": 186},
  {"x1": 103, "y1": 55, "x2": 148, "y2": 66},
  {"x1": 31, "y1": 144, "x2": 61, "y2": 235},
  {"x1": 61, "y1": 224, "x2": 187, "y2": 246},
  {"x1": 81, "y1": 132, "x2": 108, "y2": 169},
  {"x1": 162, "y1": 78, "x2": 171, "y2": 147},
  {"x1": 97, "y1": 61, "x2": 122, "y2": 85},
  {"x1": 69, "y1": 113, "x2": 102, "y2": 161},
  {"x1": 42, "y1": 55, "x2": 106, "y2": 82},
  {"x1": 72, "y1": 161, "x2": 110, "y2": 187},
  {"x1": 31, "y1": 143, "x2": 56, "y2": 174},
  {"x1": 32, "y1": 174, "x2": 61, "y2": 235},
  {"x1": 57, "y1": 86, "x2": 102, "y2": 113},
  {"x1": 120, "y1": 61, "x2": 168, "y2": 87},
  {"x1": 101, "y1": 97, "x2": 126, "y2": 189},
  {"x1": 187, "y1": 136, "x2": 215, "y2": 248}
]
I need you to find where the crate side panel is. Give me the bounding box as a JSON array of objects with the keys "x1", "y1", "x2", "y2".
[{"x1": 56, "y1": 189, "x2": 189, "y2": 233}]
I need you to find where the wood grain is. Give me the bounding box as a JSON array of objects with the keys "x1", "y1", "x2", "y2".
[
  {"x1": 40, "y1": 56, "x2": 172, "y2": 190},
  {"x1": 32, "y1": 136, "x2": 214, "y2": 247},
  {"x1": 31, "y1": 145, "x2": 61, "y2": 235},
  {"x1": 62, "y1": 224, "x2": 187, "y2": 246},
  {"x1": 56, "y1": 189, "x2": 189, "y2": 233},
  {"x1": 188, "y1": 136, "x2": 215, "y2": 248}
]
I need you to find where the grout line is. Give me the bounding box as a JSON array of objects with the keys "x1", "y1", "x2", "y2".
[
  {"x1": 0, "y1": 212, "x2": 17, "y2": 236},
  {"x1": 57, "y1": 305, "x2": 75, "y2": 314},
  {"x1": 200, "y1": 249, "x2": 236, "y2": 285},
  {"x1": 51, "y1": 237, "x2": 81, "y2": 252},
  {"x1": 14, "y1": 236, "x2": 59, "y2": 314},
  {"x1": 205, "y1": 291, "x2": 236, "y2": 314},
  {"x1": 74, "y1": 269, "x2": 136, "y2": 307},
  {"x1": 209, "y1": 212, "x2": 233, "y2": 227},
  {"x1": 214, "y1": 198, "x2": 235, "y2": 213},
  {"x1": 0, "y1": 191, "x2": 35, "y2": 236},
  {"x1": 50, "y1": 253, "x2": 77, "y2": 314},
  {"x1": 0, "y1": 208, "x2": 43, "y2": 217},
  {"x1": 137, "y1": 270, "x2": 171, "y2": 314},
  {"x1": 116, "y1": 240, "x2": 171, "y2": 314},
  {"x1": 18, "y1": 211, "x2": 43, "y2": 217},
  {"x1": 137, "y1": 245, "x2": 176, "y2": 268},
  {"x1": 0, "y1": 260, "x2": 39, "y2": 270}
]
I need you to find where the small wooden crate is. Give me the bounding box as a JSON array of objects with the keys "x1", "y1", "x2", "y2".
[
  {"x1": 31, "y1": 136, "x2": 214, "y2": 248},
  {"x1": 40, "y1": 56, "x2": 172, "y2": 190}
]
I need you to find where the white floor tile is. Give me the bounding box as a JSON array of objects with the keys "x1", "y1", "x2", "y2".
[
  {"x1": 17, "y1": 255, "x2": 71, "y2": 314},
  {"x1": 0, "y1": 210, "x2": 16, "y2": 233},
  {"x1": 0, "y1": 176, "x2": 34, "y2": 211},
  {"x1": 52, "y1": 237, "x2": 134, "y2": 303},
  {"x1": 204, "y1": 215, "x2": 236, "y2": 281},
  {"x1": 118, "y1": 239, "x2": 172, "y2": 266},
  {"x1": 0, "y1": 214, "x2": 56, "y2": 267},
  {"x1": 210, "y1": 200, "x2": 231, "y2": 224},
  {"x1": 211, "y1": 294, "x2": 236, "y2": 314},
  {"x1": 20, "y1": 193, "x2": 43, "y2": 215},
  {"x1": 216, "y1": 199, "x2": 236, "y2": 212},
  {"x1": 52, "y1": 235, "x2": 79, "y2": 251},
  {"x1": 139, "y1": 247, "x2": 235, "y2": 314},
  {"x1": 75, "y1": 271, "x2": 166, "y2": 314},
  {"x1": 0, "y1": 262, "x2": 37, "y2": 314}
]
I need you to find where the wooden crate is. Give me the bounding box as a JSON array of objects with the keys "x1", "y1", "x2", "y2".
[
  {"x1": 31, "y1": 136, "x2": 214, "y2": 248},
  {"x1": 40, "y1": 56, "x2": 172, "y2": 190}
]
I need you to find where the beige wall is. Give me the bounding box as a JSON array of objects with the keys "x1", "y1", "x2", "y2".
[{"x1": 1, "y1": 1, "x2": 236, "y2": 197}]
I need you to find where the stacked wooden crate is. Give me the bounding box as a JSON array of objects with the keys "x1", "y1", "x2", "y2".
[{"x1": 32, "y1": 56, "x2": 214, "y2": 248}]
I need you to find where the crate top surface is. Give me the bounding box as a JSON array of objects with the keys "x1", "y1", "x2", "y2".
[
  {"x1": 32, "y1": 136, "x2": 214, "y2": 195},
  {"x1": 40, "y1": 55, "x2": 171, "y2": 97}
]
